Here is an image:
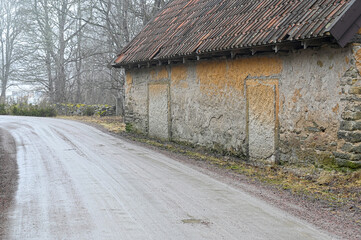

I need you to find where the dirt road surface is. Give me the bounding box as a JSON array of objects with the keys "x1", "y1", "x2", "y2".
[{"x1": 0, "y1": 116, "x2": 334, "y2": 240}]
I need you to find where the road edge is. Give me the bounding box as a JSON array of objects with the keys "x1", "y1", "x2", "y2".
[{"x1": 0, "y1": 128, "x2": 18, "y2": 239}]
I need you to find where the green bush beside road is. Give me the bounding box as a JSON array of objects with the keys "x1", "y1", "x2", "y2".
[{"x1": 0, "y1": 103, "x2": 57, "y2": 117}]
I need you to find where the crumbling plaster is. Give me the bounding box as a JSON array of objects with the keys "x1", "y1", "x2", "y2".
[
  {"x1": 279, "y1": 46, "x2": 352, "y2": 162},
  {"x1": 124, "y1": 44, "x2": 355, "y2": 163}
]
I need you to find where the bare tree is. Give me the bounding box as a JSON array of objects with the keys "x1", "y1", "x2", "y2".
[
  {"x1": 0, "y1": 0, "x2": 24, "y2": 103},
  {"x1": 75, "y1": 0, "x2": 83, "y2": 103},
  {"x1": 11, "y1": 0, "x2": 169, "y2": 105}
]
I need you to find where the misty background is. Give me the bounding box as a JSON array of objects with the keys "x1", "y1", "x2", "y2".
[{"x1": 0, "y1": 0, "x2": 168, "y2": 105}]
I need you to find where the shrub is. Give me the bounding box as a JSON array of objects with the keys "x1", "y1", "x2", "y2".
[
  {"x1": 84, "y1": 106, "x2": 95, "y2": 116},
  {"x1": 10, "y1": 105, "x2": 20, "y2": 115},
  {"x1": 41, "y1": 106, "x2": 57, "y2": 117},
  {"x1": 4, "y1": 104, "x2": 57, "y2": 117},
  {"x1": 0, "y1": 104, "x2": 7, "y2": 115}
]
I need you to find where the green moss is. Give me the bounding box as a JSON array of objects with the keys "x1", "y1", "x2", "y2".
[
  {"x1": 346, "y1": 161, "x2": 361, "y2": 169},
  {"x1": 317, "y1": 154, "x2": 338, "y2": 169},
  {"x1": 337, "y1": 159, "x2": 361, "y2": 169},
  {"x1": 76, "y1": 104, "x2": 85, "y2": 108},
  {"x1": 97, "y1": 110, "x2": 107, "y2": 116},
  {"x1": 293, "y1": 150, "x2": 355, "y2": 171},
  {"x1": 125, "y1": 123, "x2": 133, "y2": 132}
]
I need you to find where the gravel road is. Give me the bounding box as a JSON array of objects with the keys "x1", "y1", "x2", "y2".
[{"x1": 0, "y1": 116, "x2": 335, "y2": 240}]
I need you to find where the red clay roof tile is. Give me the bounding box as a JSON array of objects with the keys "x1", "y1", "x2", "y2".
[{"x1": 114, "y1": 0, "x2": 357, "y2": 66}]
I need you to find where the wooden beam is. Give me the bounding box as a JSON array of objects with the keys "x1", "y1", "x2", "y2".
[
  {"x1": 272, "y1": 45, "x2": 279, "y2": 53},
  {"x1": 231, "y1": 51, "x2": 236, "y2": 59},
  {"x1": 301, "y1": 41, "x2": 308, "y2": 49}
]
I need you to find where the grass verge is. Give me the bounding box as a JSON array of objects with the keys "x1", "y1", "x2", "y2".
[
  {"x1": 58, "y1": 115, "x2": 125, "y2": 133},
  {"x1": 60, "y1": 116, "x2": 361, "y2": 226},
  {"x1": 130, "y1": 136, "x2": 361, "y2": 213}
]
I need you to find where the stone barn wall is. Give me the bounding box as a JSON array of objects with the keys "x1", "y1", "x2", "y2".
[{"x1": 124, "y1": 43, "x2": 361, "y2": 166}]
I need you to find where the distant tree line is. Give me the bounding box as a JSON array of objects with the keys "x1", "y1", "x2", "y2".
[{"x1": 0, "y1": 0, "x2": 168, "y2": 104}]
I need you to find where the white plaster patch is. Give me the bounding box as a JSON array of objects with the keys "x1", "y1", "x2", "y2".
[
  {"x1": 149, "y1": 84, "x2": 169, "y2": 139},
  {"x1": 247, "y1": 80, "x2": 277, "y2": 161}
]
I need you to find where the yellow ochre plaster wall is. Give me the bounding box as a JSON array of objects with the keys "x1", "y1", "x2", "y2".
[
  {"x1": 355, "y1": 48, "x2": 361, "y2": 74},
  {"x1": 125, "y1": 72, "x2": 133, "y2": 94},
  {"x1": 124, "y1": 45, "x2": 356, "y2": 165},
  {"x1": 196, "y1": 57, "x2": 282, "y2": 96},
  {"x1": 151, "y1": 66, "x2": 169, "y2": 81}
]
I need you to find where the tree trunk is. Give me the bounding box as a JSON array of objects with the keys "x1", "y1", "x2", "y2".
[
  {"x1": 44, "y1": 0, "x2": 55, "y2": 102},
  {"x1": 0, "y1": 81, "x2": 6, "y2": 104},
  {"x1": 55, "y1": 0, "x2": 67, "y2": 103},
  {"x1": 75, "y1": 0, "x2": 82, "y2": 103}
]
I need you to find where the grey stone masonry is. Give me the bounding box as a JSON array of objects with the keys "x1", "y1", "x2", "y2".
[
  {"x1": 339, "y1": 120, "x2": 361, "y2": 131},
  {"x1": 334, "y1": 44, "x2": 361, "y2": 169}
]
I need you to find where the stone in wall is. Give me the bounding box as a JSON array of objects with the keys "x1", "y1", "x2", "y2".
[
  {"x1": 278, "y1": 45, "x2": 352, "y2": 165},
  {"x1": 55, "y1": 103, "x2": 116, "y2": 116},
  {"x1": 333, "y1": 42, "x2": 361, "y2": 169}
]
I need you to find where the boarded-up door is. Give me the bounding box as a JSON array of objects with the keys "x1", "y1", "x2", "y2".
[
  {"x1": 246, "y1": 79, "x2": 279, "y2": 162},
  {"x1": 148, "y1": 83, "x2": 170, "y2": 140}
]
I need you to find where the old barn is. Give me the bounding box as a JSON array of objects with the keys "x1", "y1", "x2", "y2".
[{"x1": 112, "y1": 0, "x2": 361, "y2": 167}]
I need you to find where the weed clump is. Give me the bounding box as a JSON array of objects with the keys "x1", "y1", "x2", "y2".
[{"x1": 125, "y1": 123, "x2": 133, "y2": 132}]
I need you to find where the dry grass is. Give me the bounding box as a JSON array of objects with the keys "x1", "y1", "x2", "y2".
[{"x1": 58, "y1": 115, "x2": 126, "y2": 133}]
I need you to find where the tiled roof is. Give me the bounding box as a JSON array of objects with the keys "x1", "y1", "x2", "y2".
[{"x1": 113, "y1": 0, "x2": 357, "y2": 66}]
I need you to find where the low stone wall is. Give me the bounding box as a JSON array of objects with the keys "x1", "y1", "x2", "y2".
[{"x1": 55, "y1": 103, "x2": 116, "y2": 116}]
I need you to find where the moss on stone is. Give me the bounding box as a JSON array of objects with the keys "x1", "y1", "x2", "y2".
[
  {"x1": 336, "y1": 159, "x2": 361, "y2": 169},
  {"x1": 317, "y1": 153, "x2": 338, "y2": 168}
]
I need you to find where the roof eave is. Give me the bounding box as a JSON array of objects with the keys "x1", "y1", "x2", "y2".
[
  {"x1": 114, "y1": 37, "x2": 334, "y2": 69},
  {"x1": 328, "y1": 0, "x2": 361, "y2": 47}
]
